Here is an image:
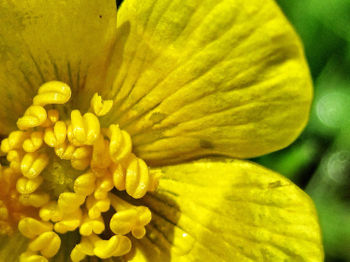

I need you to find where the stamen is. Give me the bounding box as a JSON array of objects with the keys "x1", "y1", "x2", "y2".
[
  {"x1": 23, "y1": 131, "x2": 44, "y2": 153},
  {"x1": 109, "y1": 194, "x2": 151, "y2": 239},
  {"x1": 17, "y1": 106, "x2": 47, "y2": 130},
  {"x1": 44, "y1": 121, "x2": 67, "y2": 147},
  {"x1": 28, "y1": 231, "x2": 61, "y2": 258},
  {"x1": 33, "y1": 81, "x2": 71, "y2": 106},
  {"x1": 90, "y1": 93, "x2": 113, "y2": 117},
  {"x1": 18, "y1": 217, "x2": 53, "y2": 239},
  {"x1": 0, "y1": 81, "x2": 160, "y2": 261},
  {"x1": 20, "y1": 251, "x2": 48, "y2": 262},
  {"x1": 21, "y1": 152, "x2": 49, "y2": 179}
]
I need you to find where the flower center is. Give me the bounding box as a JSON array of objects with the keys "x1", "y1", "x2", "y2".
[{"x1": 0, "y1": 81, "x2": 160, "y2": 261}]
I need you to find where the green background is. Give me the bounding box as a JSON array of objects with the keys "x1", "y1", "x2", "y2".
[
  {"x1": 256, "y1": 1, "x2": 350, "y2": 261},
  {"x1": 116, "y1": 0, "x2": 350, "y2": 261}
]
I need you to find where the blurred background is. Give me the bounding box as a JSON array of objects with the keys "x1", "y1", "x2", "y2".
[
  {"x1": 256, "y1": 1, "x2": 350, "y2": 261},
  {"x1": 116, "y1": 0, "x2": 350, "y2": 261}
]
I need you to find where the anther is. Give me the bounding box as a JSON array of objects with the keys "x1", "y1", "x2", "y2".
[
  {"x1": 39, "y1": 202, "x2": 63, "y2": 222},
  {"x1": 109, "y1": 124, "x2": 132, "y2": 162},
  {"x1": 94, "y1": 171, "x2": 114, "y2": 200},
  {"x1": 71, "y1": 146, "x2": 92, "y2": 171},
  {"x1": 86, "y1": 195, "x2": 110, "y2": 219},
  {"x1": 1, "y1": 131, "x2": 28, "y2": 153},
  {"x1": 20, "y1": 251, "x2": 48, "y2": 262},
  {"x1": 33, "y1": 81, "x2": 71, "y2": 106},
  {"x1": 70, "y1": 237, "x2": 94, "y2": 262},
  {"x1": 71, "y1": 111, "x2": 101, "y2": 145},
  {"x1": 16, "y1": 176, "x2": 43, "y2": 194},
  {"x1": 23, "y1": 131, "x2": 44, "y2": 153},
  {"x1": 58, "y1": 192, "x2": 85, "y2": 211},
  {"x1": 124, "y1": 154, "x2": 150, "y2": 199},
  {"x1": 91, "y1": 135, "x2": 112, "y2": 171},
  {"x1": 79, "y1": 213, "x2": 105, "y2": 236},
  {"x1": 90, "y1": 93, "x2": 113, "y2": 117},
  {"x1": 44, "y1": 121, "x2": 66, "y2": 147},
  {"x1": 110, "y1": 163, "x2": 125, "y2": 191},
  {"x1": 19, "y1": 192, "x2": 50, "y2": 208},
  {"x1": 7, "y1": 149, "x2": 25, "y2": 171},
  {"x1": 17, "y1": 106, "x2": 47, "y2": 130},
  {"x1": 28, "y1": 231, "x2": 61, "y2": 258},
  {"x1": 21, "y1": 152, "x2": 49, "y2": 179},
  {"x1": 109, "y1": 194, "x2": 151, "y2": 239},
  {"x1": 18, "y1": 217, "x2": 53, "y2": 239},
  {"x1": 54, "y1": 142, "x2": 76, "y2": 160},
  {"x1": 89, "y1": 234, "x2": 131, "y2": 259},
  {"x1": 74, "y1": 172, "x2": 96, "y2": 196},
  {"x1": 54, "y1": 208, "x2": 82, "y2": 234}
]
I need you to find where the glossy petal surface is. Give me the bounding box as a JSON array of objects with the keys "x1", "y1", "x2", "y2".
[
  {"x1": 128, "y1": 158, "x2": 323, "y2": 261},
  {"x1": 106, "y1": 0, "x2": 312, "y2": 164}
]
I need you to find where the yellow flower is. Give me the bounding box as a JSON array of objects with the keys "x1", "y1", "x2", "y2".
[{"x1": 0, "y1": 0, "x2": 323, "y2": 261}]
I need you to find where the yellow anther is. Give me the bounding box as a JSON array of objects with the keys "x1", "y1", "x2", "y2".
[
  {"x1": 21, "y1": 152, "x2": 49, "y2": 179},
  {"x1": 7, "y1": 149, "x2": 25, "y2": 171},
  {"x1": 70, "y1": 237, "x2": 94, "y2": 262},
  {"x1": 71, "y1": 146, "x2": 92, "y2": 171},
  {"x1": 58, "y1": 192, "x2": 85, "y2": 212},
  {"x1": 91, "y1": 135, "x2": 112, "y2": 171},
  {"x1": 79, "y1": 213, "x2": 105, "y2": 236},
  {"x1": 71, "y1": 111, "x2": 101, "y2": 145},
  {"x1": 124, "y1": 154, "x2": 150, "y2": 199},
  {"x1": 28, "y1": 231, "x2": 61, "y2": 258},
  {"x1": 94, "y1": 171, "x2": 114, "y2": 200},
  {"x1": 70, "y1": 248, "x2": 87, "y2": 262},
  {"x1": 33, "y1": 81, "x2": 71, "y2": 106},
  {"x1": 23, "y1": 131, "x2": 44, "y2": 153},
  {"x1": 39, "y1": 202, "x2": 63, "y2": 222},
  {"x1": 0, "y1": 201, "x2": 8, "y2": 220},
  {"x1": 20, "y1": 251, "x2": 48, "y2": 262},
  {"x1": 70, "y1": 110, "x2": 85, "y2": 143},
  {"x1": 18, "y1": 217, "x2": 53, "y2": 239},
  {"x1": 54, "y1": 142, "x2": 76, "y2": 160},
  {"x1": 90, "y1": 234, "x2": 131, "y2": 259},
  {"x1": 109, "y1": 124, "x2": 132, "y2": 163},
  {"x1": 16, "y1": 176, "x2": 43, "y2": 194},
  {"x1": 86, "y1": 195, "x2": 110, "y2": 219},
  {"x1": 17, "y1": 106, "x2": 47, "y2": 130},
  {"x1": 44, "y1": 121, "x2": 66, "y2": 147},
  {"x1": 109, "y1": 195, "x2": 151, "y2": 239},
  {"x1": 1, "y1": 131, "x2": 28, "y2": 153},
  {"x1": 149, "y1": 169, "x2": 162, "y2": 192},
  {"x1": 54, "y1": 208, "x2": 82, "y2": 234},
  {"x1": 19, "y1": 192, "x2": 50, "y2": 208},
  {"x1": 90, "y1": 93, "x2": 113, "y2": 117},
  {"x1": 110, "y1": 163, "x2": 126, "y2": 191},
  {"x1": 41, "y1": 109, "x2": 60, "y2": 128},
  {"x1": 74, "y1": 172, "x2": 96, "y2": 196},
  {"x1": 67, "y1": 123, "x2": 84, "y2": 146}
]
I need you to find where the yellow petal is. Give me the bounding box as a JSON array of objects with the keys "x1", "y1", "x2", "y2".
[
  {"x1": 0, "y1": 0, "x2": 117, "y2": 134},
  {"x1": 105, "y1": 0, "x2": 312, "y2": 165},
  {"x1": 127, "y1": 158, "x2": 323, "y2": 261}
]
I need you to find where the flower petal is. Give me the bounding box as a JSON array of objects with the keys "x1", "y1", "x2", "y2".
[
  {"x1": 0, "y1": 0, "x2": 117, "y2": 134},
  {"x1": 106, "y1": 0, "x2": 312, "y2": 164},
  {"x1": 0, "y1": 232, "x2": 28, "y2": 261},
  {"x1": 127, "y1": 158, "x2": 323, "y2": 261}
]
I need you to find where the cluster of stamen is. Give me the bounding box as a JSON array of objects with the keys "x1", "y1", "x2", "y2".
[{"x1": 0, "y1": 81, "x2": 160, "y2": 261}]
